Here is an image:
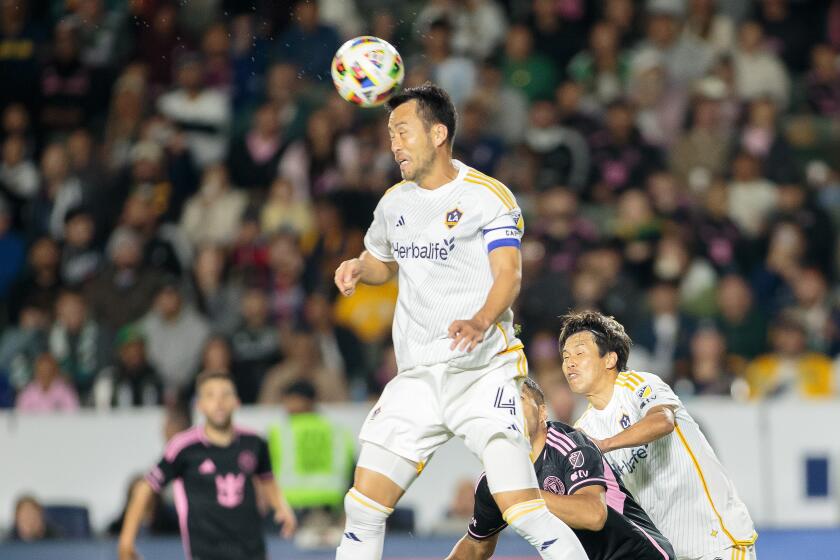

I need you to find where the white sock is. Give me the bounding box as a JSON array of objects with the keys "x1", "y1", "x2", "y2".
[
  {"x1": 503, "y1": 499, "x2": 588, "y2": 560},
  {"x1": 335, "y1": 487, "x2": 393, "y2": 560}
]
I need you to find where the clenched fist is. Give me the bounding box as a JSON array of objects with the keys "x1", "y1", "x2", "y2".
[{"x1": 335, "y1": 258, "x2": 363, "y2": 296}]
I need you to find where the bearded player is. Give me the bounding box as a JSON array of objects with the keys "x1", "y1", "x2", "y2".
[{"x1": 118, "y1": 371, "x2": 297, "y2": 560}]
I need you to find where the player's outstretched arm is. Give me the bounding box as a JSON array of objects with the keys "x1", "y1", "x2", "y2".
[
  {"x1": 117, "y1": 479, "x2": 155, "y2": 560},
  {"x1": 595, "y1": 405, "x2": 676, "y2": 454},
  {"x1": 256, "y1": 476, "x2": 298, "y2": 538},
  {"x1": 449, "y1": 246, "x2": 521, "y2": 352},
  {"x1": 335, "y1": 251, "x2": 398, "y2": 296},
  {"x1": 540, "y1": 486, "x2": 608, "y2": 531},
  {"x1": 445, "y1": 533, "x2": 498, "y2": 560}
]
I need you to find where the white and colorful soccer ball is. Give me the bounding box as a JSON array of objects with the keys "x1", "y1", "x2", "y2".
[{"x1": 331, "y1": 36, "x2": 405, "y2": 108}]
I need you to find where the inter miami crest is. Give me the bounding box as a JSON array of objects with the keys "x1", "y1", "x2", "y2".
[{"x1": 445, "y1": 208, "x2": 463, "y2": 228}]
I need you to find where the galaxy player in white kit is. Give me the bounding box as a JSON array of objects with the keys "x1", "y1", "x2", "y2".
[{"x1": 333, "y1": 83, "x2": 586, "y2": 560}]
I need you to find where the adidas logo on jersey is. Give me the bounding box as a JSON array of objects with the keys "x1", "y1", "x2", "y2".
[
  {"x1": 392, "y1": 237, "x2": 455, "y2": 261},
  {"x1": 396, "y1": 215, "x2": 406, "y2": 227}
]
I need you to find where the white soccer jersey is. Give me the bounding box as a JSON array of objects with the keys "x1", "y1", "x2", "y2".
[
  {"x1": 575, "y1": 371, "x2": 757, "y2": 559},
  {"x1": 363, "y1": 160, "x2": 524, "y2": 373}
]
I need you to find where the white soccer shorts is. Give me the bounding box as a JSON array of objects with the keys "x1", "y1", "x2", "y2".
[{"x1": 359, "y1": 347, "x2": 530, "y2": 465}]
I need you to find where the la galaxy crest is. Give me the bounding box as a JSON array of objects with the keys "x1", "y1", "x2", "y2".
[
  {"x1": 618, "y1": 407, "x2": 632, "y2": 430},
  {"x1": 445, "y1": 208, "x2": 463, "y2": 228}
]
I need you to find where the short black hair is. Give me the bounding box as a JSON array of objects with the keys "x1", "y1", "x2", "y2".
[
  {"x1": 522, "y1": 377, "x2": 545, "y2": 407},
  {"x1": 557, "y1": 310, "x2": 632, "y2": 373},
  {"x1": 195, "y1": 370, "x2": 236, "y2": 392},
  {"x1": 386, "y1": 82, "x2": 457, "y2": 145},
  {"x1": 282, "y1": 379, "x2": 317, "y2": 401}
]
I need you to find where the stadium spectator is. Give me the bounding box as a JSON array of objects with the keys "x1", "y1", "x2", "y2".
[
  {"x1": 691, "y1": 178, "x2": 745, "y2": 274},
  {"x1": 453, "y1": 99, "x2": 506, "y2": 176},
  {"x1": 129, "y1": 3, "x2": 189, "y2": 93},
  {"x1": 15, "y1": 352, "x2": 79, "y2": 412},
  {"x1": 415, "y1": 17, "x2": 478, "y2": 108},
  {"x1": 806, "y1": 44, "x2": 840, "y2": 116},
  {"x1": 59, "y1": 207, "x2": 101, "y2": 286},
  {"x1": 0, "y1": 0, "x2": 42, "y2": 111},
  {"x1": 502, "y1": 23, "x2": 558, "y2": 102},
  {"x1": 714, "y1": 274, "x2": 768, "y2": 371},
  {"x1": 786, "y1": 268, "x2": 834, "y2": 353},
  {"x1": 260, "y1": 177, "x2": 315, "y2": 238},
  {"x1": 0, "y1": 303, "x2": 49, "y2": 394},
  {"x1": 302, "y1": 292, "x2": 365, "y2": 393},
  {"x1": 631, "y1": 0, "x2": 713, "y2": 87},
  {"x1": 683, "y1": 0, "x2": 736, "y2": 55},
  {"x1": 474, "y1": 62, "x2": 529, "y2": 145},
  {"x1": 38, "y1": 20, "x2": 102, "y2": 137},
  {"x1": 567, "y1": 20, "x2": 630, "y2": 106},
  {"x1": 157, "y1": 53, "x2": 231, "y2": 168},
  {"x1": 260, "y1": 330, "x2": 347, "y2": 404},
  {"x1": 0, "y1": 134, "x2": 39, "y2": 203},
  {"x1": 754, "y1": 0, "x2": 816, "y2": 74},
  {"x1": 632, "y1": 277, "x2": 695, "y2": 383},
  {"x1": 48, "y1": 290, "x2": 108, "y2": 403},
  {"x1": 140, "y1": 282, "x2": 210, "y2": 399},
  {"x1": 8, "y1": 495, "x2": 59, "y2": 541},
  {"x1": 275, "y1": 0, "x2": 340, "y2": 82},
  {"x1": 524, "y1": 100, "x2": 590, "y2": 192},
  {"x1": 68, "y1": 0, "x2": 128, "y2": 69},
  {"x1": 94, "y1": 324, "x2": 163, "y2": 408},
  {"x1": 201, "y1": 23, "x2": 233, "y2": 94},
  {"x1": 589, "y1": 101, "x2": 664, "y2": 201},
  {"x1": 8, "y1": 237, "x2": 62, "y2": 322},
  {"x1": 26, "y1": 142, "x2": 84, "y2": 240},
  {"x1": 180, "y1": 165, "x2": 248, "y2": 248},
  {"x1": 278, "y1": 108, "x2": 361, "y2": 199},
  {"x1": 727, "y1": 151, "x2": 778, "y2": 239},
  {"x1": 732, "y1": 20, "x2": 790, "y2": 108},
  {"x1": 227, "y1": 103, "x2": 286, "y2": 192},
  {"x1": 745, "y1": 312, "x2": 836, "y2": 399},
  {"x1": 230, "y1": 288, "x2": 282, "y2": 404},
  {"x1": 682, "y1": 325, "x2": 736, "y2": 396},
  {"x1": 189, "y1": 244, "x2": 242, "y2": 334},
  {"x1": 670, "y1": 78, "x2": 732, "y2": 188},
  {"x1": 767, "y1": 180, "x2": 836, "y2": 277},
  {"x1": 627, "y1": 47, "x2": 688, "y2": 148},
  {"x1": 0, "y1": 196, "x2": 24, "y2": 300},
  {"x1": 84, "y1": 227, "x2": 164, "y2": 330}
]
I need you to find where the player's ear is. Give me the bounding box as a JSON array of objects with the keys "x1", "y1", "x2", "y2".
[
  {"x1": 431, "y1": 123, "x2": 448, "y2": 148},
  {"x1": 539, "y1": 404, "x2": 548, "y2": 424},
  {"x1": 605, "y1": 351, "x2": 618, "y2": 371}
]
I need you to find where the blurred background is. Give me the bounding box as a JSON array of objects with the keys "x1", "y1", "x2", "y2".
[{"x1": 1, "y1": 0, "x2": 839, "y2": 558}]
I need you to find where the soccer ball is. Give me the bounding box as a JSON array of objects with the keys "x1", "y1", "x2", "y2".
[{"x1": 331, "y1": 36, "x2": 405, "y2": 108}]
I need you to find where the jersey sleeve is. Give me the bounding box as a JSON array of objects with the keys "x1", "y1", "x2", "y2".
[
  {"x1": 478, "y1": 183, "x2": 524, "y2": 254},
  {"x1": 255, "y1": 436, "x2": 274, "y2": 480},
  {"x1": 562, "y1": 438, "x2": 608, "y2": 496},
  {"x1": 145, "y1": 450, "x2": 185, "y2": 494},
  {"x1": 363, "y1": 198, "x2": 394, "y2": 262},
  {"x1": 625, "y1": 372, "x2": 682, "y2": 416},
  {"x1": 467, "y1": 474, "x2": 507, "y2": 540}
]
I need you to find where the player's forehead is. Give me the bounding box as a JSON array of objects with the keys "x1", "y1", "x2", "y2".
[
  {"x1": 562, "y1": 331, "x2": 597, "y2": 353},
  {"x1": 388, "y1": 100, "x2": 420, "y2": 129}
]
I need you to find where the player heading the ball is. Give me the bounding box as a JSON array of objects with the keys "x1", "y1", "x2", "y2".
[{"x1": 333, "y1": 83, "x2": 587, "y2": 560}]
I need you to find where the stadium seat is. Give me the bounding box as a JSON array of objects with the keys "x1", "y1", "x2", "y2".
[{"x1": 43, "y1": 505, "x2": 92, "y2": 539}]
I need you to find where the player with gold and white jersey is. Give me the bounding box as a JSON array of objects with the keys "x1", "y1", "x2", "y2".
[{"x1": 560, "y1": 310, "x2": 757, "y2": 560}]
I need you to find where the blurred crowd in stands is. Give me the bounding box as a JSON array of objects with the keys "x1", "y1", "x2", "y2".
[{"x1": 1, "y1": 0, "x2": 840, "y2": 423}]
